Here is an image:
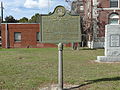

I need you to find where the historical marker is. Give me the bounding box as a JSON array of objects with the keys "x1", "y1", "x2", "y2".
[{"x1": 40, "y1": 6, "x2": 81, "y2": 43}]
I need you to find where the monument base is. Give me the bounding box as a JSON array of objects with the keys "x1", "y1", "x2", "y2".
[{"x1": 97, "y1": 56, "x2": 120, "y2": 62}]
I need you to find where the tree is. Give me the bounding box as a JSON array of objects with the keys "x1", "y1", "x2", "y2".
[
  {"x1": 19, "y1": 17, "x2": 28, "y2": 23},
  {"x1": 4, "y1": 15, "x2": 18, "y2": 23},
  {"x1": 29, "y1": 13, "x2": 41, "y2": 23}
]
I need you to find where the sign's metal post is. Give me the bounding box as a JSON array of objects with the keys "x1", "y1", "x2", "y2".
[{"x1": 58, "y1": 43, "x2": 63, "y2": 90}]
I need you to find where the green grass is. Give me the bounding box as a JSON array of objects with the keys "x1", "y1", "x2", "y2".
[{"x1": 0, "y1": 48, "x2": 120, "y2": 90}]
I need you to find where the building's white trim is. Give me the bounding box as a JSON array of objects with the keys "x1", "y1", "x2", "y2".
[
  {"x1": 109, "y1": 14, "x2": 119, "y2": 18},
  {"x1": 98, "y1": 8, "x2": 120, "y2": 10}
]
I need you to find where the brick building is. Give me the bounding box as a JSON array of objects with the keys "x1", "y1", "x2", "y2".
[
  {"x1": 1, "y1": 23, "x2": 71, "y2": 48},
  {"x1": 83, "y1": 0, "x2": 120, "y2": 48}
]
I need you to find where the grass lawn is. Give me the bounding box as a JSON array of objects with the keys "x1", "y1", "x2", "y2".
[{"x1": 0, "y1": 48, "x2": 120, "y2": 90}]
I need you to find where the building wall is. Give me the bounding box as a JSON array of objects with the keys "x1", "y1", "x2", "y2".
[
  {"x1": 97, "y1": 0, "x2": 120, "y2": 37},
  {"x1": 98, "y1": 0, "x2": 110, "y2": 8},
  {"x1": 1, "y1": 24, "x2": 60, "y2": 48},
  {"x1": 98, "y1": 10, "x2": 120, "y2": 37},
  {"x1": 83, "y1": 0, "x2": 120, "y2": 48}
]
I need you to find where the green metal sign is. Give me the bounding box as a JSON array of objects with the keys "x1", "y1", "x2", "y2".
[{"x1": 40, "y1": 6, "x2": 81, "y2": 43}]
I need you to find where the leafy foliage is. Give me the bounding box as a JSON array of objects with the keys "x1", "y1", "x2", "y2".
[
  {"x1": 4, "y1": 15, "x2": 18, "y2": 23},
  {"x1": 28, "y1": 13, "x2": 41, "y2": 23},
  {"x1": 4, "y1": 13, "x2": 41, "y2": 23},
  {"x1": 19, "y1": 17, "x2": 28, "y2": 23}
]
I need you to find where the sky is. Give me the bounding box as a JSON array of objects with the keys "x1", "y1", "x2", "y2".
[{"x1": 0, "y1": 0, "x2": 72, "y2": 20}]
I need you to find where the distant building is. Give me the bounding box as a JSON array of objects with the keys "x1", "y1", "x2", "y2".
[{"x1": 83, "y1": 0, "x2": 120, "y2": 48}]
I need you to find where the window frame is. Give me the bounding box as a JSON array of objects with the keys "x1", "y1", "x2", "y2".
[
  {"x1": 110, "y1": 0, "x2": 119, "y2": 8},
  {"x1": 36, "y1": 32, "x2": 40, "y2": 42},
  {"x1": 109, "y1": 13, "x2": 119, "y2": 24},
  {"x1": 14, "y1": 32, "x2": 21, "y2": 42}
]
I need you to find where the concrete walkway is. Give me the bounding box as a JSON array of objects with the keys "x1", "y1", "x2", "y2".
[{"x1": 39, "y1": 84, "x2": 81, "y2": 90}]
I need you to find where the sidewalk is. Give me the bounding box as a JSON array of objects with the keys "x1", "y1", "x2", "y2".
[{"x1": 39, "y1": 84, "x2": 83, "y2": 90}]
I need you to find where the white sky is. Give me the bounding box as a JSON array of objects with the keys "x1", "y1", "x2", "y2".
[{"x1": 0, "y1": 0, "x2": 69, "y2": 20}]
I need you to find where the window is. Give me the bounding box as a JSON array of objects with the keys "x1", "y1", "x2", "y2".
[
  {"x1": 110, "y1": 0, "x2": 118, "y2": 8},
  {"x1": 36, "y1": 32, "x2": 40, "y2": 41},
  {"x1": 109, "y1": 13, "x2": 119, "y2": 24},
  {"x1": 14, "y1": 32, "x2": 21, "y2": 42}
]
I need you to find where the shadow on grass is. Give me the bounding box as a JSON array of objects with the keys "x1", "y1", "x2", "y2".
[{"x1": 64, "y1": 77, "x2": 120, "y2": 90}]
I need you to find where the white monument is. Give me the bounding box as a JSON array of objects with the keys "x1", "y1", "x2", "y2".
[{"x1": 97, "y1": 25, "x2": 120, "y2": 62}]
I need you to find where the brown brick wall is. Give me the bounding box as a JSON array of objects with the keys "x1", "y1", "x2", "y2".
[
  {"x1": 98, "y1": 10, "x2": 120, "y2": 37},
  {"x1": 98, "y1": 0, "x2": 110, "y2": 8},
  {"x1": 10, "y1": 24, "x2": 40, "y2": 48},
  {"x1": 83, "y1": 0, "x2": 120, "y2": 38},
  {"x1": 1, "y1": 24, "x2": 58, "y2": 48}
]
